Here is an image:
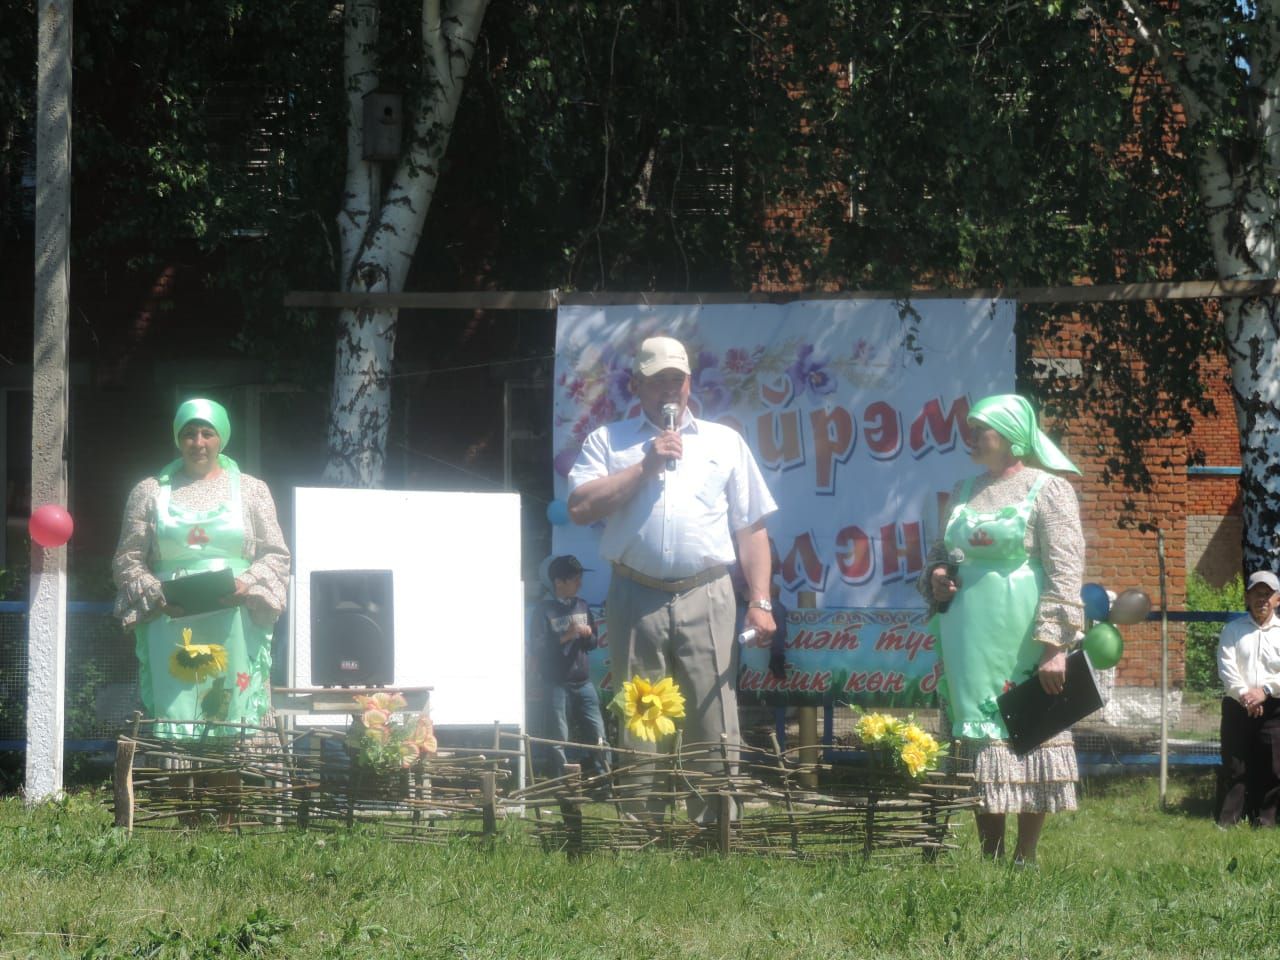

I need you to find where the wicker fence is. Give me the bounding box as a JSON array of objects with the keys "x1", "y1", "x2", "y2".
[
  {"x1": 113, "y1": 722, "x2": 976, "y2": 859},
  {"x1": 0, "y1": 604, "x2": 1231, "y2": 774}
]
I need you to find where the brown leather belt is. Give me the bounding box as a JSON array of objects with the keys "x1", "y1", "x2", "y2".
[{"x1": 611, "y1": 562, "x2": 727, "y2": 593}]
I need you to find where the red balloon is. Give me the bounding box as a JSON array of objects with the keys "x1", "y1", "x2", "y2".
[{"x1": 29, "y1": 504, "x2": 74, "y2": 548}]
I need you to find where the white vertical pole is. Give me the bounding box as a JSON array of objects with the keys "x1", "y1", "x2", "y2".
[
  {"x1": 27, "y1": 0, "x2": 73, "y2": 802},
  {"x1": 1157, "y1": 529, "x2": 1169, "y2": 810}
]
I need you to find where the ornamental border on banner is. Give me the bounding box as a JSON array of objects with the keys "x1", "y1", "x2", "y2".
[{"x1": 576, "y1": 607, "x2": 942, "y2": 711}]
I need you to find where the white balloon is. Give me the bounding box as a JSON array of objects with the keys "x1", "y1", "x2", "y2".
[{"x1": 1109, "y1": 588, "x2": 1152, "y2": 626}]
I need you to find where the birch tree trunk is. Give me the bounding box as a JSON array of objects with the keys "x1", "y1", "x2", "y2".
[
  {"x1": 1117, "y1": 0, "x2": 1280, "y2": 572},
  {"x1": 324, "y1": 0, "x2": 490, "y2": 487},
  {"x1": 1193, "y1": 118, "x2": 1280, "y2": 576}
]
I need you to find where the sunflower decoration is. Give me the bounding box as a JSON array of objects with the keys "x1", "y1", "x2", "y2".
[
  {"x1": 168, "y1": 626, "x2": 228, "y2": 683},
  {"x1": 609, "y1": 675, "x2": 686, "y2": 743}
]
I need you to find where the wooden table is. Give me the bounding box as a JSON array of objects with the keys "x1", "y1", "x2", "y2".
[{"x1": 271, "y1": 686, "x2": 432, "y2": 717}]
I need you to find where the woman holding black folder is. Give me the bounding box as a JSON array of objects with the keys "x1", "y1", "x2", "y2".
[
  {"x1": 923, "y1": 394, "x2": 1085, "y2": 864},
  {"x1": 112, "y1": 398, "x2": 290, "y2": 739}
]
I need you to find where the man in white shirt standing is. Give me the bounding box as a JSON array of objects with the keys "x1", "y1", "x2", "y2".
[
  {"x1": 568, "y1": 335, "x2": 777, "y2": 822},
  {"x1": 1216, "y1": 570, "x2": 1280, "y2": 827}
]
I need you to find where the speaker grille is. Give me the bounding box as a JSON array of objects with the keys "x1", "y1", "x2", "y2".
[{"x1": 310, "y1": 570, "x2": 395, "y2": 686}]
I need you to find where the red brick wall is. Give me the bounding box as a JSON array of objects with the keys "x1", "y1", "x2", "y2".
[
  {"x1": 1031, "y1": 322, "x2": 1244, "y2": 687},
  {"x1": 1188, "y1": 477, "x2": 1241, "y2": 516},
  {"x1": 1188, "y1": 353, "x2": 1240, "y2": 468}
]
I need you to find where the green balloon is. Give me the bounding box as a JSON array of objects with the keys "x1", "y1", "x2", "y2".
[{"x1": 1083, "y1": 622, "x2": 1124, "y2": 670}]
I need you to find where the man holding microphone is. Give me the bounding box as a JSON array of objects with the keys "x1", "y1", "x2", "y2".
[{"x1": 568, "y1": 335, "x2": 777, "y2": 822}]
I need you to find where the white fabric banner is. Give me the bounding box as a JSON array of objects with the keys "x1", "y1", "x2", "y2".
[{"x1": 551, "y1": 300, "x2": 1015, "y2": 610}]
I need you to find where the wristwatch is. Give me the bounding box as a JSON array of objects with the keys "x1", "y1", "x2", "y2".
[{"x1": 748, "y1": 598, "x2": 773, "y2": 612}]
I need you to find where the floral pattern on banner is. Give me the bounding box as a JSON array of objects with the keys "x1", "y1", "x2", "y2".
[{"x1": 553, "y1": 334, "x2": 894, "y2": 477}]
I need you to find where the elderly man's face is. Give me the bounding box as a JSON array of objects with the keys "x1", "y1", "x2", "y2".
[
  {"x1": 632, "y1": 368, "x2": 691, "y2": 425},
  {"x1": 1247, "y1": 582, "x2": 1279, "y2": 624}
]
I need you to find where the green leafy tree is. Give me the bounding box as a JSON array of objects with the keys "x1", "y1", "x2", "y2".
[
  {"x1": 2, "y1": 0, "x2": 1274, "y2": 557},
  {"x1": 1094, "y1": 0, "x2": 1280, "y2": 574},
  {"x1": 452, "y1": 2, "x2": 1224, "y2": 511},
  {"x1": 0, "y1": 1, "x2": 344, "y2": 377},
  {"x1": 1184, "y1": 571, "x2": 1243, "y2": 692},
  {"x1": 733, "y1": 1, "x2": 1279, "y2": 573}
]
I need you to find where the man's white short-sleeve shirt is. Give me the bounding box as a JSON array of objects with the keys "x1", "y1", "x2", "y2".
[{"x1": 568, "y1": 411, "x2": 777, "y2": 580}]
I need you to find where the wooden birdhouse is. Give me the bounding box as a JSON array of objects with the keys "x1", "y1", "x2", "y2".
[{"x1": 362, "y1": 91, "x2": 403, "y2": 161}]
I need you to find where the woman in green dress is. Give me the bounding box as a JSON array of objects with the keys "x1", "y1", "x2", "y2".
[
  {"x1": 924, "y1": 394, "x2": 1085, "y2": 864},
  {"x1": 112, "y1": 399, "x2": 290, "y2": 739}
]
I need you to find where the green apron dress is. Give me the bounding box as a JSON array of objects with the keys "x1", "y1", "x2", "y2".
[
  {"x1": 938, "y1": 473, "x2": 1048, "y2": 740},
  {"x1": 136, "y1": 460, "x2": 272, "y2": 739}
]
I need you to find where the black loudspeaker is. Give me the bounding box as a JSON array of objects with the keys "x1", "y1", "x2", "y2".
[{"x1": 310, "y1": 569, "x2": 395, "y2": 686}]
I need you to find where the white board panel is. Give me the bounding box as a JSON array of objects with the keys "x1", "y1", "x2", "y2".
[{"x1": 292, "y1": 488, "x2": 524, "y2": 727}]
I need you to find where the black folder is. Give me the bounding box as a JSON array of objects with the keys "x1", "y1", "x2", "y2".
[
  {"x1": 161, "y1": 568, "x2": 236, "y2": 618},
  {"x1": 996, "y1": 649, "x2": 1105, "y2": 755}
]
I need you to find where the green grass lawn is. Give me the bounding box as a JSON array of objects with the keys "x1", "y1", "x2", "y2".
[{"x1": 0, "y1": 772, "x2": 1277, "y2": 959}]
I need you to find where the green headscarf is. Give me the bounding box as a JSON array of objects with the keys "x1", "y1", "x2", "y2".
[
  {"x1": 968, "y1": 394, "x2": 1080, "y2": 475},
  {"x1": 172, "y1": 398, "x2": 231, "y2": 451},
  {"x1": 159, "y1": 398, "x2": 237, "y2": 482}
]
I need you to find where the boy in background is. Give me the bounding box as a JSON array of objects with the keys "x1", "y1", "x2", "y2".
[{"x1": 535, "y1": 555, "x2": 611, "y2": 786}]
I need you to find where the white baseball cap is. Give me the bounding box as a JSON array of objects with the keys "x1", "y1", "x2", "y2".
[
  {"x1": 634, "y1": 336, "x2": 690, "y2": 376},
  {"x1": 1247, "y1": 571, "x2": 1280, "y2": 593}
]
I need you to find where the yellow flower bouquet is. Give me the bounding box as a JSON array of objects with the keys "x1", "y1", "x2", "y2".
[
  {"x1": 346, "y1": 691, "x2": 438, "y2": 775},
  {"x1": 853, "y1": 710, "x2": 942, "y2": 780}
]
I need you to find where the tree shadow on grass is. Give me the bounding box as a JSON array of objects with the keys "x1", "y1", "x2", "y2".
[
  {"x1": 1143, "y1": 768, "x2": 1219, "y2": 820},
  {"x1": 1165, "y1": 771, "x2": 1218, "y2": 819},
  {"x1": 1079, "y1": 768, "x2": 1219, "y2": 820}
]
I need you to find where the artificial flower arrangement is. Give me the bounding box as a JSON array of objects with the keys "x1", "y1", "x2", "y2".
[
  {"x1": 609, "y1": 675, "x2": 686, "y2": 742},
  {"x1": 346, "y1": 691, "x2": 438, "y2": 775},
  {"x1": 853, "y1": 711, "x2": 942, "y2": 780}
]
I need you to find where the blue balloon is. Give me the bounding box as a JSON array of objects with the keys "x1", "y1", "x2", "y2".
[
  {"x1": 546, "y1": 499, "x2": 570, "y2": 525},
  {"x1": 1081, "y1": 582, "x2": 1110, "y2": 622}
]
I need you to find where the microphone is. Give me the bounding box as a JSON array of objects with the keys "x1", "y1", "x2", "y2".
[
  {"x1": 737, "y1": 628, "x2": 757, "y2": 645},
  {"x1": 662, "y1": 402, "x2": 678, "y2": 471},
  {"x1": 936, "y1": 549, "x2": 964, "y2": 614},
  {"x1": 936, "y1": 562, "x2": 958, "y2": 614}
]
